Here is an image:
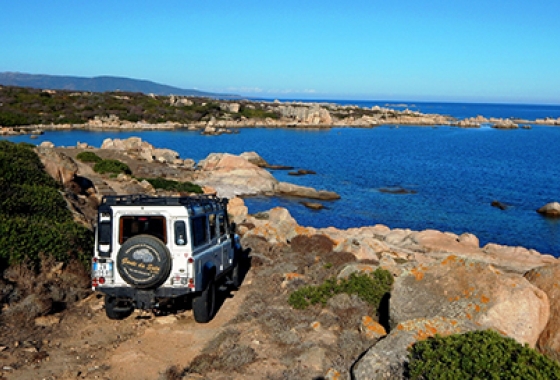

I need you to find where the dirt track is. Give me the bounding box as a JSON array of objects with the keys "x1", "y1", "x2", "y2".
[{"x1": 4, "y1": 274, "x2": 250, "y2": 380}]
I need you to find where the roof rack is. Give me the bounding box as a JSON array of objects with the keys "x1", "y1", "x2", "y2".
[{"x1": 101, "y1": 194, "x2": 228, "y2": 211}]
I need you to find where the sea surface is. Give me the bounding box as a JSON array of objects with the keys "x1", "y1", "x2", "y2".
[{"x1": 3, "y1": 101, "x2": 560, "y2": 256}]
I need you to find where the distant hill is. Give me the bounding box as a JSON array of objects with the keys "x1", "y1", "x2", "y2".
[{"x1": 0, "y1": 72, "x2": 237, "y2": 98}]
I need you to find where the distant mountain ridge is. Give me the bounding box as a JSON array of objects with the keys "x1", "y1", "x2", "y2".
[{"x1": 0, "y1": 72, "x2": 236, "y2": 98}]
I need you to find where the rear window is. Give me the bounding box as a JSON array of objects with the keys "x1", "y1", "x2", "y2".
[{"x1": 119, "y1": 216, "x2": 167, "y2": 244}]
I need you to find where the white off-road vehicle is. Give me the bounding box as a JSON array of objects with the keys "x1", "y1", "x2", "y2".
[{"x1": 91, "y1": 194, "x2": 244, "y2": 323}]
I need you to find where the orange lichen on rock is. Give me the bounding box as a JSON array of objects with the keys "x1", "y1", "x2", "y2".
[
  {"x1": 441, "y1": 255, "x2": 458, "y2": 265},
  {"x1": 411, "y1": 266, "x2": 426, "y2": 281},
  {"x1": 284, "y1": 272, "x2": 305, "y2": 281},
  {"x1": 480, "y1": 295, "x2": 490, "y2": 304},
  {"x1": 360, "y1": 316, "x2": 387, "y2": 340}
]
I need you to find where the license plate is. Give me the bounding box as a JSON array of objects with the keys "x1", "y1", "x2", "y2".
[{"x1": 93, "y1": 262, "x2": 113, "y2": 277}]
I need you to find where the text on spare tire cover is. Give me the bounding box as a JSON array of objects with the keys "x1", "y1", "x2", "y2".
[{"x1": 121, "y1": 243, "x2": 164, "y2": 281}]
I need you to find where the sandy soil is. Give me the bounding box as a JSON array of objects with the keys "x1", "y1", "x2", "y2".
[{"x1": 2, "y1": 274, "x2": 250, "y2": 380}]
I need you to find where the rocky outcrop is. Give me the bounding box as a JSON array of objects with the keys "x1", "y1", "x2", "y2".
[
  {"x1": 537, "y1": 202, "x2": 560, "y2": 217},
  {"x1": 525, "y1": 264, "x2": 560, "y2": 361},
  {"x1": 100, "y1": 137, "x2": 181, "y2": 164},
  {"x1": 491, "y1": 119, "x2": 519, "y2": 129},
  {"x1": 456, "y1": 115, "x2": 488, "y2": 128},
  {"x1": 36, "y1": 147, "x2": 78, "y2": 185},
  {"x1": 534, "y1": 117, "x2": 560, "y2": 125},
  {"x1": 275, "y1": 181, "x2": 340, "y2": 200},
  {"x1": 389, "y1": 256, "x2": 549, "y2": 347},
  {"x1": 195, "y1": 152, "x2": 340, "y2": 200},
  {"x1": 353, "y1": 317, "x2": 482, "y2": 380}
]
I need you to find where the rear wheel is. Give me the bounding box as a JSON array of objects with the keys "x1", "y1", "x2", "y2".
[
  {"x1": 192, "y1": 277, "x2": 216, "y2": 323},
  {"x1": 105, "y1": 295, "x2": 134, "y2": 320},
  {"x1": 231, "y1": 249, "x2": 244, "y2": 289}
]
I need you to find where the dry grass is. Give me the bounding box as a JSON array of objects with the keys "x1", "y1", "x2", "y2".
[{"x1": 1, "y1": 253, "x2": 91, "y2": 326}]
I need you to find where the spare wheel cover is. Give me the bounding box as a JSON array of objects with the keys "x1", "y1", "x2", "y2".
[{"x1": 116, "y1": 234, "x2": 172, "y2": 289}]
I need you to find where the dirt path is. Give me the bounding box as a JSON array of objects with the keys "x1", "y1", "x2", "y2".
[{"x1": 4, "y1": 274, "x2": 250, "y2": 380}]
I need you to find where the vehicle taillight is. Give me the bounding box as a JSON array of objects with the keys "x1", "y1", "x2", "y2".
[
  {"x1": 99, "y1": 277, "x2": 106, "y2": 285},
  {"x1": 92, "y1": 278, "x2": 99, "y2": 288}
]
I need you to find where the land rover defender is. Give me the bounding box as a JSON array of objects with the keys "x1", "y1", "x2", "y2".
[{"x1": 91, "y1": 194, "x2": 243, "y2": 323}]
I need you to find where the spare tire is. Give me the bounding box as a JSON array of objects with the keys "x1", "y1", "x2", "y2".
[{"x1": 116, "y1": 234, "x2": 172, "y2": 289}]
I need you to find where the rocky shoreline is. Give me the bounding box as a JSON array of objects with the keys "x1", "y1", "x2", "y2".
[
  {"x1": 2, "y1": 136, "x2": 560, "y2": 379},
  {"x1": 3, "y1": 98, "x2": 560, "y2": 136}
]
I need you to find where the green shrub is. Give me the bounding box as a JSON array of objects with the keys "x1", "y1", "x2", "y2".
[
  {"x1": 0, "y1": 182, "x2": 71, "y2": 220},
  {"x1": 288, "y1": 269, "x2": 393, "y2": 310},
  {"x1": 407, "y1": 329, "x2": 560, "y2": 379},
  {"x1": 0, "y1": 141, "x2": 59, "y2": 188},
  {"x1": 0, "y1": 215, "x2": 93, "y2": 267},
  {"x1": 0, "y1": 141, "x2": 93, "y2": 268},
  {"x1": 138, "y1": 177, "x2": 203, "y2": 193},
  {"x1": 76, "y1": 151, "x2": 102, "y2": 163},
  {"x1": 93, "y1": 159, "x2": 131, "y2": 175}
]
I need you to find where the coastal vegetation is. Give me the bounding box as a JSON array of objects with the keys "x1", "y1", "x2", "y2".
[
  {"x1": 76, "y1": 150, "x2": 102, "y2": 163},
  {"x1": 407, "y1": 329, "x2": 560, "y2": 379},
  {"x1": 0, "y1": 141, "x2": 93, "y2": 267},
  {"x1": 137, "y1": 177, "x2": 203, "y2": 193},
  {"x1": 288, "y1": 269, "x2": 393, "y2": 310},
  {"x1": 92, "y1": 158, "x2": 132, "y2": 175},
  {"x1": 0, "y1": 85, "x2": 282, "y2": 127}
]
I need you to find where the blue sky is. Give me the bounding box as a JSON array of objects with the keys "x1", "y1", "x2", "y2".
[{"x1": 1, "y1": 1, "x2": 559, "y2": 104}]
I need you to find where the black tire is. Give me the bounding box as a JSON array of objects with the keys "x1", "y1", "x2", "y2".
[
  {"x1": 231, "y1": 248, "x2": 245, "y2": 289},
  {"x1": 192, "y1": 276, "x2": 216, "y2": 323},
  {"x1": 105, "y1": 295, "x2": 133, "y2": 320},
  {"x1": 116, "y1": 234, "x2": 172, "y2": 289}
]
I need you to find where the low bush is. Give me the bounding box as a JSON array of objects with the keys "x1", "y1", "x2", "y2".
[
  {"x1": 93, "y1": 159, "x2": 131, "y2": 175},
  {"x1": 288, "y1": 269, "x2": 394, "y2": 310},
  {"x1": 0, "y1": 216, "x2": 93, "y2": 267},
  {"x1": 407, "y1": 329, "x2": 560, "y2": 379},
  {"x1": 0, "y1": 141, "x2": 59, "y2": 187},
  {"x1": 0, "y1": 182, "x2": 71, "y2": 220},
  {"x1": 76, "y1": 151, "x2": 102, "y2": 163},
  {"x1": 0, "y1": 141, "x2": 93, "y2": 268},
  {"x1": 138, "y1": 177, "x2": 203, "y2": 193}
]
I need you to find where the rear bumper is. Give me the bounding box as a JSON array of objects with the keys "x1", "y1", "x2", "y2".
[{"x1": 97, "y1": 286, "x2": 194, "y2": 309}]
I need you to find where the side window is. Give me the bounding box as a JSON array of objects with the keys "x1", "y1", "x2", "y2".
[
  {"x1": 218, "y1": 214, "x2": 227, "y2": 237},
  {"x1": 174, "y1": 221, "x2": 186, "y2": 245},
  {"x1": 191, "y1": 215, "x2": 208, "y2": 247},
  {"x1": 209, "y1": 214, "x2": 217, "y2": 240}
]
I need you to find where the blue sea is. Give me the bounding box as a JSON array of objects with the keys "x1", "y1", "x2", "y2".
[{"x1": 3, "y1": 101, "x2": 560, "y2": 256}]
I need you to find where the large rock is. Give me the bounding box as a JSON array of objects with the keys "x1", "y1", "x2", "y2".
[
  {"x1": 537, "y1": 202, "x2": 560, "y2": 217},
  {"x1": 275, "y1": 181, "x2": 340, "y2": 200},
  {"x1": 227, "y1": 197, "x2": 249, "y2": 224},
  {"x1": 353, "y1": 316, "x2": 481, "y2": 380},
  {"x1": 100, "y1": 137, "x2": 180, "y2": 163},
  {"x1": 412, "y1": 229, "x2": 480, "y2": 255},
  {"x1": 240, "y1": 151, "x2": 270, "y2": 167},
  {"x1": 36, "y1": 147, "x2": 78, "y2": 185},
  {"x1": 390, "y1": 255, "x2": 549, "y2": 347},
  {"x1": 333, "y1": 236, "x2": 388, "y2": 261},
  {"x1": 525, "y1": 264, "x2": 560, "y2": 361},
  {"x1": 196, "y1": 153, "x2": 340, "y2": 200},
  {"x1": 195, "y1": 153, "x2": 278, "y2": 198},
  {"x1": 244, "y1": 207, "x2": 312, "y2": 244}
]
